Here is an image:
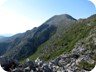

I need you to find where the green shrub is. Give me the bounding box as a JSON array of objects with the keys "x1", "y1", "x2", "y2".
[{"x1": 79, "y1": 62, "x2": 95, "y2": 71}]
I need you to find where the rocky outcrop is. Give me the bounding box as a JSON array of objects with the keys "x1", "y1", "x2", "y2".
[
  {"x1": 0, "y1": 14, "x2": 96, "y2": 72},
  {"x1": 1, "y1": 30, "x2": 96, "y2": 72}
]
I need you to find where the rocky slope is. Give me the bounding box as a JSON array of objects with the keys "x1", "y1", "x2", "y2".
[
  {"x1": 47, "y1": 25, "x2": 96, "y2": 72},
  {"x1": 8, "y1": 17, "x2": 96, "y2": 72},
  {"x1": 0, "y1": 14, "x2": 76, "y2": 60},
  {"x1": 0, "y1": 14, "x2": 96, "y2": 72},
  {"x1": 28, "y1": 14, "x2": 96, "y2": 61}
]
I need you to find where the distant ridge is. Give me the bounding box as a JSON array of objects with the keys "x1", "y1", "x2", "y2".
[{"x1": 0, "y1": 36, "x2": 5, "y2": 39}]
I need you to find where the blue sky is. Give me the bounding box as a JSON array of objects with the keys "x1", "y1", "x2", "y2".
[{"x1": 0, "y1": 0, "x2": 96, "y2": 36}]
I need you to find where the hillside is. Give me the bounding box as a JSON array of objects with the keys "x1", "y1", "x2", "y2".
[
  {"x1": 0, "y1": 36, "x2": 5, "y2": 39},
  {"x1": 0, "y1": 14, "x2": 76, "y2": 60},
  {"x1": 28, "y1": 14, "x2": 96, "y2": 62},
  {"x1": 0, "y1": 14, "x2": 96, "y2": 72}
]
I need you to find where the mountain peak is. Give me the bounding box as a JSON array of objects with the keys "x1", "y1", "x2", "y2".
[
  {"x1": 54, "y1": 14, "x2": 76, "y2": 20},
  {"x1": 44, "y1": 14, "x2": 76, "y2": 25}
]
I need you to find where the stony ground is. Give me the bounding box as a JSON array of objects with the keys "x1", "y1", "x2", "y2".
[{"x1": 0, "y1": 26, "x2": 96, "y2": 72}]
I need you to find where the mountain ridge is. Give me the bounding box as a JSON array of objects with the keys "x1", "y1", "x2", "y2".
[
  {"x1": 0, "y1": 14, "x2": 96, "y2": 72},
  {"x1": 0, "y1": 14, "x2": 76, "y2": 60},
  {"x1": 0, "y1": 14, "x2": 96, "y2": 63}
]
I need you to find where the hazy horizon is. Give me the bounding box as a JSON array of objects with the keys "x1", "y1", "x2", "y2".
[
  {"x1": 0, "y1": 0, "x2": 96, "y2": 36},
  {"x1": 0, "y1": 13, "x2": 95, "y2": 37}
]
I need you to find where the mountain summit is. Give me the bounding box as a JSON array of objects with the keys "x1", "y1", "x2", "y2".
[
  {"x1": 0, "y1": 14, "x2": 96, "y2": 64},
  {"x1": 0, "y1": 14, "x2": 76, "y2": 60},
  {"x1": 0, "y1": 14, "x2": 96, "y2": 72},
  {"x1": 44, "y1": 14, "x2": 76, "y2": 25}
]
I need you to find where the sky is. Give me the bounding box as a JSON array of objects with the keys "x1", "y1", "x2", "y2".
[{"x1": 0, "y1": 0, "x2": 96, "y2": 36}]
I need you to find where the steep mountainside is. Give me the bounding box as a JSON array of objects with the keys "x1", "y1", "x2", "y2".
[
  {"x1": 0, "y1": 14, "x2": 76, "y2": 60},
  {"x1": 28, "y1": 14, "x2": 96, "y2": 62},
  {"x1": 0, "y1": 14, "x2": 96, "y2": 72}
]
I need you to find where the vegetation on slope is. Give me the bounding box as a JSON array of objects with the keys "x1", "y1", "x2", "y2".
[
  {"x1": 28, "y1": 17, "x2": 96, "y2": 61},
  {"x1": 78, "y1": 62, "x2": 95, "y2": 71}
]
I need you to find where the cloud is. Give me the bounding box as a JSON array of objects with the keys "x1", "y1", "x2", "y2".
[{"x1": 89, "y1": 0, "x2": 96, "y2": 8}]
